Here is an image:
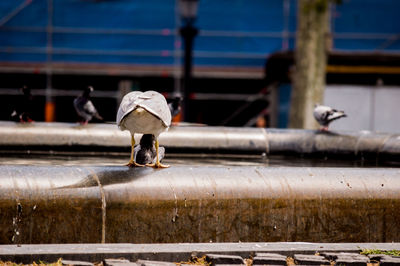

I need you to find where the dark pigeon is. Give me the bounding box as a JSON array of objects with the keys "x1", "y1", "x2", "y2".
[
  {"x1": 168, "y1": 96, "x2": 182, "y2": 119},
  {"x1": 134, "y1": 134, "x2": 165, "y2": 165},
  {"x1": 10, "y1": 86, "x2": 34, "y2": 123},
  {"x1": 73, "y1": 86, "x2": 103, "y2": 124}
]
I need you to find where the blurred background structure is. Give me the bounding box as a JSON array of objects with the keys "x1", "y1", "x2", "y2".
[{"x1": 0, "y1": 0, "x2": 399, "y2": 131}]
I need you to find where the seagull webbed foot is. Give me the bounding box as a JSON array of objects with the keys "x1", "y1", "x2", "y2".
[
  {"x1": 126, "y1": 161, "x2": 145, "y2": 167},
  {"x1": 146, "y1": 162, "x2": 170, "y2": 168}
]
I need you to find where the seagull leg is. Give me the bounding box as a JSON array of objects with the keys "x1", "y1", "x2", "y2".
[
  {"x1": 126, "y1": 134, "x2": 144, "y2": 167},
  {"x1": 146, "y1": 139, "x2": 169, "y2": 168}
]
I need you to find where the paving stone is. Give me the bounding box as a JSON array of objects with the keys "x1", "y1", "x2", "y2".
[
  {"x1": 205, "y1": 254, "x2": 245, "y2": 265},
  {"x1": 61, "y1": 260, "x2": 94, "y2": 266},
  {"x1": 380, "y1": 257, "x2": 400, "y2": 266},
  {"x1": 253, "y1": 253, "x2": 287, "y2": 265},
  {"x1": 334, "y1": 258, "x2": 368, "y2": 266},
  {"x1": 255, "y1": 253, "x2": 287, "y2": 259},
  {"x1": 367, "y1": 254, "x2": 392, "y2": 262},
  {"x1": 293, "y1": 254, "x2": 330, "y2": 265},
  {"x1": 214, "y1": 264, "x2": 245, "y2": 266},
  {"x1": 136, "y1": 260, "x2": 176, "y2": 266},
  {"x1": 321, "y1": 252, "x2": 369, "y2": 262},
  {"x1": 104, "y1": 258, "x2": 138, "y2": 266},
  {"x1": 320, "y1": 252, "x2": 339, "y2": 261}
]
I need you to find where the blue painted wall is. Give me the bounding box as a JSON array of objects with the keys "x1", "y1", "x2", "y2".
[{"x1": 0, "y1": 0, "x2": 399, "y2": 67}]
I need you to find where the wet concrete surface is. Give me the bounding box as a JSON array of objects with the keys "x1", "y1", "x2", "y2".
[
  {"x1": 0, "y1": 158, "x2": 400, "y2": 244},
  {"x1": 0, "y1": 152, "x2": 394, "y2": 168}
]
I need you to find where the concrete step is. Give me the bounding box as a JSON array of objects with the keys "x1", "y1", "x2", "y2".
[{"x1": 1, "y1": 243, "x2": 400, "y2": 265}]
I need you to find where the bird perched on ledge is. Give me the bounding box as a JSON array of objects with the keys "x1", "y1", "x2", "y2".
[
  {"x1": 73, "y1": 86, "x2": 103, "y2": 125},
  {"x1": 11, "y1": 85, "x2": 35, "y2": 123},
  {"x1": 313, "y1": 104, "x2": 347, "y2": 131},
  {"x1": 117, "y1": 91, "x2": 171, "y2": 168},
  {"x1": 134, "y1": 134, "x2": 165, "y2": 165}
]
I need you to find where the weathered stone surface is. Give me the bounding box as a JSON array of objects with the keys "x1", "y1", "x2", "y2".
[
  {"x1": 2, "y1": 164, "x2": 400, "y2": 244},
  {"x1": 214, "y1": 264, "x2": 245, "y2": 266},
  {"x1": 136, "y1": 260, "x2": 176, "y2": 266},
  {"x1": 321, "y1": 252, "x2": 369, "y2": 266},
  {"x1": 380, "y1": 257, "x2": 400, "y2": 266},
  {"x1": 293, "y1": 254, "x2": 330, "y2": 265},
  {"x1": 334, "y1": 258, "x2": 368, "y2": 265},
  {"x1": 62, "y1": 259, "x2": 94, "y2": 266},
  {"x1": 367, "y1": 254, "x2": 392, "y2": 262},
  {"x1": 321, "y1": 252, "x2": 369, "y2": 261},
  {"x1": 104, "y1": 258, "x2": 138, "y2": 266},
  {"x1": 206, "y1": 254, "x2": 244, "y2": 265},
  {"x1": 253, "y1": 253, "x2": 287, "y2": 265},
  {"x1": 2, "y1": 243, "x2": 400, "y2": 265}
]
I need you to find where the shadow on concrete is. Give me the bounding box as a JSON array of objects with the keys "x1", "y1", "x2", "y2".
[{"x1": 58, "y1": 167, "x2": 155, "y2": 189}]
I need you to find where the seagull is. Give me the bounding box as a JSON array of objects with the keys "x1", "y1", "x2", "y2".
[
  {"x1": 73, "y1": 86, "x2": 103, "y2": 125},
  {"x1": 117, "y1": 90, "x2": 172, "y2": 168},
  {"x1": 313, "y1": 104, "x2": 347, "y2": 131},
  {"x1": 11, "y1": 86, "x2": 34, "y2": 123},
  {"x1": 133, "y1": 95, "x2": 180, "y2": 165}
]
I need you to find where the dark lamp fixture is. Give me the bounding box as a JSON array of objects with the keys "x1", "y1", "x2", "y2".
[{"x1": 179, "y1": 0, "x2": 199, "y2": 23}]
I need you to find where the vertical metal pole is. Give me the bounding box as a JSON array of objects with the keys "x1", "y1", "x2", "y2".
[
  {"x1": 180, "y1": 24, "x2": 197, "y2": 122},
  {"x1": 282, "y1": 0, "x2": 290, "y2": 51},
  {"x1": 45, "y1": 0, "x2": 54, "y2": 122},
  {"x1": 173, "y1": 0, "x2": 183, "y2": 122}
]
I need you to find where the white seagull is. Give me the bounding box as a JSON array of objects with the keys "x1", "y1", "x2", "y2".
[
  {"x1": 117, "y1": 91, "x2": 171, "y2": 168},
  {"x1": 313, "y1": 104, "x2": 347, "y2": 131}
]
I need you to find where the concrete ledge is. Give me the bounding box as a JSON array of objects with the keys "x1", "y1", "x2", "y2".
[
  {"x1": 1, "y1": 165, "x2": 400, "y2": 244},
  {"x1": 0, "y1": 121, "x2": 399, "y2": 160},
  {"x1": 1, "y1": 243, "x2": 400, "y2": 264}
]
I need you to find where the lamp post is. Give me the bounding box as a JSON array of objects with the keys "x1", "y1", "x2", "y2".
[{"x1": 178, "y1": 0, "x2": 199, "y2": 121}]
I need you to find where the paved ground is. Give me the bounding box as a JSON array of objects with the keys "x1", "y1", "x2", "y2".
[{"x1": 1, "y1": 243, "x2": 400, "y2": 265}]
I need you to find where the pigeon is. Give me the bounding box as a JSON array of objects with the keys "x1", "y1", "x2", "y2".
[
  {"x1": 134, "y1": 134, "x2": 165, "y2": 165},
  {"x1": 313, "y1": 104, "x2": 347, "y2": 131},
  {"x1": 10, "y1": 86, "x2": 34, "y2": 123},
  {"x1": 117, "y1": 90, "x2": 171, "y2": 168},
  {"x1": 168, "y1": 96, "x2": 182, "y2": 119},
  {"x1": 73, "y1": 86, "x2": 103, "y2": 125}
]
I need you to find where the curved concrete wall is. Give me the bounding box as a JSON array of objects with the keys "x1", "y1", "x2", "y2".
[
  {"x1": 0, "y1": 121, "x2": 399, "y2": 160},
  {"x1": 1, "y1": 165, "x2": 400, "y2": 244}
]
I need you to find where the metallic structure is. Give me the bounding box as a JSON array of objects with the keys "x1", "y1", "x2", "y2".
[{"x1": 0, "y1": 0, "x2": 399, "y2": 78}]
